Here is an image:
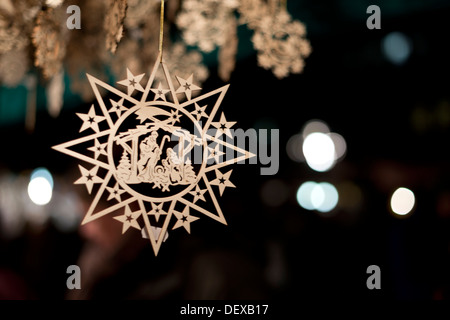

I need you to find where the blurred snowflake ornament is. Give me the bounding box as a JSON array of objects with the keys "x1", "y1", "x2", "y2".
[
  {"x1": 104, "y1": 0, "x2": 128, "y2": 54},
  {"x1": 238, "y1": 0, "x2": 268, "y2": 29},
  {"x1": 251, "y1": 4, "x2": 311, "y2": 79},
  {"x1": 46, "y1": 0, "x2": 64, "y2": 8},
  {"x1": 176, "y1": 0, "x2": 238, "y2": 53},
  {"x1": 32, "y1": 7, "x2": 67, "y2": 79},
  {"x1": 0, "y1": 49, "x2": 29, "y2": 87}
]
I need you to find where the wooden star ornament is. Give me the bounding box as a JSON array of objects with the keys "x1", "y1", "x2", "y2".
[{"x1": 53, "y1": 52, "x2": 256, "y2": 256}]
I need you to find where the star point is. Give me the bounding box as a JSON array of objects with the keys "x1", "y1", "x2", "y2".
[
  {"x1": 105, "y1": 182, "x2": 126, "y2": 202},
  {"x1": 210, "y1": 169, "x2": 235, "y2": 196},
  {"x1": 117, "y1": 68, "x2": 145, "y2": 96},
  {"x1": 207, "y1": 144, "x2": 225, "y2": 164},
  {"x1": 189, "y1": 185, "x2": 207, "y2": 203},
  {"x1": 172, "y1": 206, "x2": 199, "y2": 234},
  {"x1": 151, "y1": 82, "x2": 170, "y2": 101},
  {"x1": 175, "y1": 74, "x2": 201, "y2": 100},
  {"x1": 169, "y1": 109, "x2": 181, "y2": 125},
  {"x1": 148, "y1": 203, "x2": 167, "y2": 222},
  {"x1": 108, "y1": 97, "x2": 128, "y2": 118},
  {"x1": 74, "y1": 165, "x2": 103, "y2": 194},
  {"x1": 87, "y1": 139, "x2": 108, "y2": 160},
  {"x1": 114, "y1": 205, "x2": 141, "y2": 234},
  {"x1": 192, "y1": 103, "x2": 208, "y2": 121},
  {"x1": 211, "y1": 112, "x2": 236, "y2": 139},
  {"x1": 76, "y1": 105, "x2": 105, "y2": 133}
]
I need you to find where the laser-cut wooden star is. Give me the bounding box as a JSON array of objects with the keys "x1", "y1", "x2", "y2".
[
  {"x1": 117, "y1": 68, "x2": 145, "y2": 95},
  {"x1": 172, "y1": 206, "x2": 199, "y2": 234},
  {"x1": 151, "y1": 82, "x2": 170, "y2": 101},
  {"x1": 148, "y1": 202, "x2": 167, "y2": 222},
  {"x1": 87, "y1": 139, "x2": 108, "y2": 160},
  {"x1": 210, "y1": 169, "x2": 235, "y2": 196},
  {"x1": 114, "y1": 205, "x2": 141, "y2": 233},
  {"x1": 74, "y1": 165, "x2": 103, "y2": 194},
  {"x1": 189, "y1": 185, "x2": 207, "y2": 203},
  {"x1": 207, "y1": 144, "x2": 225, "y2": 164},
  {"x1": 77, "y1": 105, "x2": 105, "y2": 133},
  {"x1": 53, "y1": 52, "x2": 256, "y2": 256},
  {"x1": 175, "y1": 74, "x2": 201, "y2": 100},
  {"x1": 211, "y1": 112, "x2": 236, "y2": 138},
  {"x1": 192, "y1": 103, "x2": 208, "y2": 121},
  {"x1": 109, "y1": 97, "x2": 128, "y2": 117},
  {"x1": 106, "y1": 182, "x2": 126, "y2": 202}
]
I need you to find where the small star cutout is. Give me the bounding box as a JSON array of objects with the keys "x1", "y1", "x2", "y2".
[
  {"x1": 169, "y1": 109, "x2": 181, "y2": 125},
  {"x1": 189, "y1": 185, "x2": 207, "y2": 203},
  {"x1": 172, "y1": 206, "x2": 199, "y2": 234},
  {"x1": 211, "y1": 112, "x2": 236, "y2": 138},
  {"x1": 108, "y1": 97, "x2": 128, "y2": 118},
  {"x1": 175, "y1": 74, "x2": 201, "y2": 100},
  {"x1": 74, "y1": 165, "x2": 103, "y2": 194},
  {"x1": 192, "y1": 103, "x2": 208, "y2": 121},
  {"x1": 210, "y1": 169, "x2": 235, "y2": 196},
  {"x1": 105, "y1": 183, "x2": 126, "y2": 202},
  {"x1": 148, "y1": 203, "x2": 167, "y2": 222},
  {"x1": 207, "y1": 144, "x2": 225, "y2": 163},
  {"x1": 151, "y1": 82, "x2": 170, "y2": 101},
  {"x1": 87, "y1": 139, "x2": 107, "y2": 160},
  {"x1": 76, "y1": 105, "x2": 105, "y2": 133},
  {"x1": 114, "y1": 205, "x2": 141, "y2": 234},
  {"x1": 117, "y1": 68, "x2": 145, "y2": 96}
]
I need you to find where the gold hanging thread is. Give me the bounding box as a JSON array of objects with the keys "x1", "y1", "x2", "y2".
[{"x1": 159, "y1": 0, "x2": 165, "y2": 61}]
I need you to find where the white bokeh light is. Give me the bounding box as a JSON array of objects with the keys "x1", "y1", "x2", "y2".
[
  {"x1": 296, "y1": 181, "x2": 317, "y2": 210},
  {"x1": 31, "y1": 167, "x2": 54, "y2": 188},
  {"x1": 390, "y1": 187, "x2": 415, "y2": 216},
  {"x1": 297, "y1": 182, "x2": 339, "y2": 213},
  {"x1": 329, "y1": 133, "x2": 347, "y2": 161},
  {"x1": 302, "y1": 132, "x2": 336, "y2": 172},
  {"x1": 315, "y1": 183, "x2": 339, "y2": 213},
  {"x1": 302, "y1": 120, "x2": 330, "y2": 139},
  {"x1": 28, "y1": 174, "x2": 53, "y2": 206},
  {"x1": 382, "y1": 32, "x2": 412, "y2": 66},
  {"x1": 286, "y1": 134, "x2": 304, "y2": 163}
]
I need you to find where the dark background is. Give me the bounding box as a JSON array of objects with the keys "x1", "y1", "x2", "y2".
[{"x1": 1, "y1": 0, "x2": 450, "y2": 300}]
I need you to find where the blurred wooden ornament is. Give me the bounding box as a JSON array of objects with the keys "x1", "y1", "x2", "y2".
[
  {"x1": 246, "y1": 0, "x2": 312, "y2": 79},
  {"x1": 32, "y1": 7, "x2": 67, "y2": 79},
  {"x1": 218, "y1": 17, "x2": 238, "y2": 82},
  {"x1": 105, "y1": 0, "x2": 128, "y2": 54}
]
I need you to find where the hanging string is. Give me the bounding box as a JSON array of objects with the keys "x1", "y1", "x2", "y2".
[{"x1": 159, "y1": 0, "x2": 165, "y2": 62}]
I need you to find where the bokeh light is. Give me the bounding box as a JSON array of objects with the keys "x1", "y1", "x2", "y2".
[
  {"x1": 28, "y1": 168, "x2": 53, "y2": 206},
  {"x1": 302, "y1": 120, "x2": 330, "y2": 139},
  {"x1": 382, "y1": 32, "x2": 412, "y2": 65},
  {"x1": 302, "y1": 132, "x2": 335, "y2": 172},
  {"x1": 286, "y1": 134, "x2": 304, "y2": 163},
  {"x1": 286, "y1": 120, "x2": 347, "y2": 169},
  {"x1": 297, "y1": 181, "x2": 339, "y2": 213},
  {"x1": 314, "y1": 182, "x2": 339, "y2": 213},
  {"x1": 329, "y1": 132, "x2": 347, "y2": 161},
  {"x1": 390, "y1": 187, "x2": 415, "y2": 216},
  {"x1": 30, "y1": 167, "x2": 54, "y2": 188},
  {"x1": 297, "y1": 181, "x2": 317, "y2": 210}
]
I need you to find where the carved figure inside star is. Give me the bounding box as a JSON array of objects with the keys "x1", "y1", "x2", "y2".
[
  {"x1": 162, "y1": 148, "x2": 182, "y2": 184},
  {"x1": 137, "y1": 131, "x2": 161, "y2": 181}
]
